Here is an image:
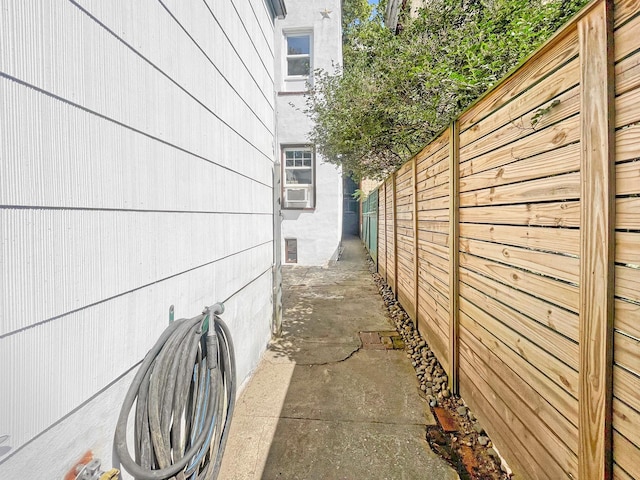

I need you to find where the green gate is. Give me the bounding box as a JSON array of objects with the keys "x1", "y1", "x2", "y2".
[{"x1": 362, "y1": 188, "x2": 378, "y2": 265}]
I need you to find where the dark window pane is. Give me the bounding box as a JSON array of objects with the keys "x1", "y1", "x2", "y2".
[
  {"x1": 287, "y1": 36, "x2": 310, "y2": 55},
  {"x1": 286, "y1": 168, "x2": 312, "y2": 184},
  {"x1": 287, "y1": 58, "x2": 310, "y2": 76}
]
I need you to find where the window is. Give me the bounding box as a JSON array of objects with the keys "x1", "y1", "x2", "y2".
[
  {"x1": 285, "y1": 238, "x2": 297, "y2": 263},
  {"x1": 283, "y1": 147, "x2": 314, "y2": 209},
  {"x1": 286, "y1": 34, "x2": 311, "y2": 78}
]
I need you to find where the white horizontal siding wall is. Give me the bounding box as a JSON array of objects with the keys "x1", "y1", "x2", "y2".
[{"x1": 0, "y1": 0, "x2": 276, "y2": 477}]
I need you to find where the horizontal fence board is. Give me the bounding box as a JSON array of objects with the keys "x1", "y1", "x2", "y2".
[
  {"x1": 614, "y1": 364, "x2": 640, "y2": 415},
  {"x1": 418, "y1": 247, "x2": 449, "y2": 276},
  {"x1": 460, "y1": 267, "x2": 579, "y2": 341},
  {"x1": 615, "y1": 85, "x2": 640, "y2": 128},
  {"x1": 418, "y1": 195, "x2": 450, "y2": 210},
  {"x1": 614, "y1": 463, "x2": 634, "y2": 480},
  {"x1": 616, "y1": 264, "x2": 640, "y2": 304},
  {"x1": 460, "y1": 296, "x2": 579, "y2": 397},
  {"x1": 460, "y1": 252, "x2": 579, "y2": 312},
  {"x1": 418, "y1": 164, "x2": 450, "y2": 191},
  {"x1": 615, "y1": 49, "x2": 640, "y2": 95},
  {"x1": 615, "y1": 11, "x2": 640, "y2": 61},
  {"x1": 460, "y1": 83, "x2": 580, "y2": 160},
  {"x1": 617, "y1": 160, "x2": 640, "y2": 195},
  {"x1": 460, "y1": 328, "x2": 579, "y2": 453},
  {"x1": 615, "y1": 123, "x2": 640, "y2": 163},
  {"x1": 418, "y1": 315, "x2": 450, "y2": 373},
  {"x1": 614, "y1": 431, "x2": 640, "y2": 479},
  {"x1": 418, "y1": 268, "x2": 450, "y2": 308},
  {"x1": 418, "y1": 238, "x2": 449, "y2": 260},
  {"x1": 460, "y1": 115, "x2": 580, "y2": 178},
  {"x1": 460, "y1": 142, "x2": 580, "y2": 194},
  {"x1": 460, "y1": 171, "x2": 580, "y2": 207},
  {"x1": 459, "y1": 280, "x2": 579, "y2": 369},
  {"x1": 617, "y1": 197, "x2": 640, "y2": 228},
  {"x1": 614, "y1": 331, "x2": 640, "y2": 375},
  {"x1": 459, "y1": 367, "x2": 566, "y2": 480},
  {"x1": 615, "y1": 0, "x2": 640, "y2": 26},
  {"x1": 417, "y1": 181, "x2": 450, "y2": 201},
  {"x1": 615, "y1": 298, "x2": 640, "y2": 339},
  {"x1": 460, "y1": 237, "x2": 580, "y2": 284},
  {"x1": 613, "y1": 398, "x2": 640, "y2": 449},
  {"x1": 459, "y1": 25, "x2": 579, "y2": 132},
  {"x1": 416, "y1": 230, "x2": 448, "y2": 248},
  {"x1": 416, "y1": 220, "x2": 450, "y2": 234},
  {"x1": 460, "y1": 314, "x2": 579, "y2": 427},
  {"x1": 459, "y1": 350, "x2": 578, "y2": 477},
  {"x1": 460, "y1": 223, "x2": 580, "y2": 257},
  {"x1": 460, "y1": 201, "x2": 581, "y2": 227},
  {"x1": 415, "y1": 130, "x2": 450, "y2": 165}
]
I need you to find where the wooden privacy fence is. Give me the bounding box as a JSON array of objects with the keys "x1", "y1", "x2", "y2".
[{"x1": 370, "y1": 0, "x2": 640, "y2": 478}]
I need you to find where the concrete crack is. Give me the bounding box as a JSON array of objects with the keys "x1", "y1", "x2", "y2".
[{"x1": 296, "y1": 344, "x2": 362, "y2": 366}]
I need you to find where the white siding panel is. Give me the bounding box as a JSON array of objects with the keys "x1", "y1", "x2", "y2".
[
  {"x1": 0, "y1": 0, "x2": 273, "y2": 178},
  {"x1": 0, "y1": 209, "x2": 272, "y2": 334},
  {"x1": 0, "y1": 241, "x2": 272, "y2": 452},
  {"x1": 0, "y1": 0, "x2": 277, "y2": 469},
  {"x1": 0, "y1": 78, "x2": 272, "y2": 210}
]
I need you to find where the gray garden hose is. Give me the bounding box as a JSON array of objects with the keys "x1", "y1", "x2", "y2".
[{"x1": 114, "y1": 305, "x2": 236, "y2": 480}]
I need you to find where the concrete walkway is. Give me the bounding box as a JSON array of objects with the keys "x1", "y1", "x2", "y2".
[{"x1": 219, "y1": 236, "x2": 459, "y2": 480}]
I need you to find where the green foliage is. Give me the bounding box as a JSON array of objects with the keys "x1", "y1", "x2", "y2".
[{"x1": 305, "y1": 0, "x2": 589, "y2": 179}]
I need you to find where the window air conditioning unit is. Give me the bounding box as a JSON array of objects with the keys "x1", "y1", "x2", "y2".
[{"x1": 285, "y1": 187, "x2": 308, "y2": 206}]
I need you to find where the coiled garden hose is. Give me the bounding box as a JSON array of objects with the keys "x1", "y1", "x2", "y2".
[{"x1": 114, "y1": 304, "x2": 236, "y2": 480}]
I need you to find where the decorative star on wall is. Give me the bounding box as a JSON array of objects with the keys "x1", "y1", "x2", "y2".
[{"x1": 320, "y1": 8, "x2": 332, "y2": 18}]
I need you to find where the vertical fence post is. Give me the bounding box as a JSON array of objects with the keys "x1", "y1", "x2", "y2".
[
  {"x1": 383, "y1": 181, "x2": 388, "y2": 283},
  {"x1": 578, "y1": 0, "x2": 615, "y2": 478},
  {"x1": 448, "y1": 122, "x2": 460, "y2": 395},
  {"x1": 413, "y1": 157, "x2": 420, "y2": 323},
  {"x1": 392, "y1": 172, "x2": 399, "y2": 297}
]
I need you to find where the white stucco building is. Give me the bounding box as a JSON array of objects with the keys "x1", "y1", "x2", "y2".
[
  {"x1": 274, "y1": 0, "x2": 344, "y2": 266},
  {"x1": 0, "y1": 0, "x2": 284, "y2": 477}
]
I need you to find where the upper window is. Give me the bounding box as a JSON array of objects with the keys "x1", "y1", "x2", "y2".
[
  {"x1": 286, "y1": 34, "x2": 311, "y2": 78},
  {"x1": 283, "y1": 147, "x2": 314, "y2": 209}
]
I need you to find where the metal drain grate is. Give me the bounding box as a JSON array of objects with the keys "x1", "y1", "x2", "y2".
[{"x1": 359, "y1": 331, "x2": 405, "y2": 350}]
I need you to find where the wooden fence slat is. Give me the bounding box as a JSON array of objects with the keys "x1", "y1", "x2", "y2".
[
  {"x1": 460, "y1": 253, "x2": 580, "y2": 312},
  {"x1": 460, "y1": 267, "x2": 580, "y2": 340},
  {"x1": 459, "y1": 223, "x2": 581, "y2": 257},
  {"x1": 460, "y1": 115, "x2": 581, "y2": 177},
  {"x1": 460, "y1": 237, "x2": 580, "y2": 284},
  {"x1": 578, "y1": 2, "x2": 615, "y2": 478},
  {"x1": 459, "y1": 200, "x2": 581, "y2": 227},
  {"x1": 614, "y1": 10, "x2": 640, "y2": 61},
  {"x1": 460, "y1": 82, "x2": 580, "y2": 159},
  {"x1": 613, "y1": 431, "x2": 640, "y2": 479},
  {"x1": 615, "y1": 298, "x2": 640, "y2": 340},
  {"x1": 460, "y1": 315, "x2": 579, "y2": 427},
  {"x1": 459, "y1": 171, "x2": 580, "y2": 207},
  {"x1": 615, "y1": 50, "x2": 640, "y2": 96},
  {"x1": 613, "y1": 364, "x2": 640, "y2": 415},
  {"x1": 459, "y1": 142, "x2": 580, "y2": 194},
  {"x1": 459, "y1": 351, "x2": 579, "y2": 477},
  {"x1": 615, "y1": 122, "x2": 640, "y2": 162}
]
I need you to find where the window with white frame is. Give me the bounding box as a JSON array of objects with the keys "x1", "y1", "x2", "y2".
[
  {"x1": 283, "y1": 147, "x2": 314, "y2": 209},
  {"x1": 285, "y1": 33, "x2": 311, "y2": 78}
]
